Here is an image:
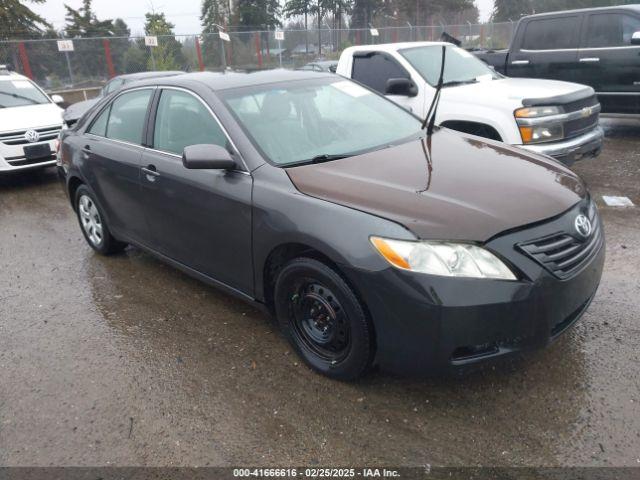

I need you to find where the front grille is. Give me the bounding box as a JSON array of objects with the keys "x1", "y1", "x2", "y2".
[
  {"x1": 0, "y1": 125, "x2": 61, "y2": 146},
  {"x1": 517, "y1": 209, "x2": 603, "y2": 280},
  {"x1": 562, "y1": 95, "x2": 599, "y2": 113},
  {"x1": 562, "y1": 95, "x2": 600, "y2": 139},
  {"x1": 7, "y1": 155, "x2": 56, "y2": 167}
]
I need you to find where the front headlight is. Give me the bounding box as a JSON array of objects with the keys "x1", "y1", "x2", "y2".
[
  {"x1": 515, "y1": 106, "x2": 562, "y2": 118},
  {"x1": 370, "y1": 237, "x2": 517, "y2": 280},
  {"x1": 518, "y1": 124, "x2": 564, "y2": 144},
  {"x1": 515, "y1": 106, "x2": 564, "y2": 144}
]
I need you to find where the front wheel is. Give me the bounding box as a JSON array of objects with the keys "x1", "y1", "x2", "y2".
[
  {"x1": 274, "y1": 257, "x2": 374, "y2": 381},
  {"x1": 75, "y1": 185, "x2": 127, "y2": 255}
]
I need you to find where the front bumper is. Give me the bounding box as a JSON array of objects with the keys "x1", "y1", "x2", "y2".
[
  {"x1": 342, "y1": 201, "x2": 605, "y2": 376},
  {"x1": 0, "y1": 139, "x2": 58, "y2": 174},
  {"x1": 520, "y1": 126, "x2": 604, "y2": 166}
]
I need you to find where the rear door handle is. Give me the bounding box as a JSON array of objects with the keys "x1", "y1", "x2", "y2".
[
  {"x1": 579, "y1": 57, "x2": 600, "y2": 63},
  {"x1": 142, "y1": 165, "x2": 160, "y2": 182},
  {"x1": 81, "y1": 145, "x2": 91, "y2": 158},
  {"x1": 511, "y1": 60, "x2": 530, "y2": 65}
]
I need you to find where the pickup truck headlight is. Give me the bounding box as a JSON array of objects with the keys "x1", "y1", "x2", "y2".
[
  {"x1": 518, "y1": 124, "x2": 564, "y2": 144},
  {"x1": 370, "y1": 237, "x2": 517, "y2": 280},
  {"x1": 515, "y1": 106, "x2": 564, "y2": 144},
  {"x1": 515, "y1": 106, "x2": 561, "y2": 118}
]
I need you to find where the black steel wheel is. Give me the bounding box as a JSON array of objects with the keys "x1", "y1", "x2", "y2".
[{"x1": 274, "y1": 257, "x2": 374, "y2": 380}]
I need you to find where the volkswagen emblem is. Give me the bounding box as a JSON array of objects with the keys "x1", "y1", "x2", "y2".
[
  {"x1": 574, "y1": 214, "x2": 592, "y2": 238},
  {"x1": 24, "y1": 129, "x2": 40, "y2": 143}
]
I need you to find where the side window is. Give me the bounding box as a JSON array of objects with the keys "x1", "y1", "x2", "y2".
[
  {"x1": 105, "y1": 89, "x2": 153, "y2": 145},
  {"x1": 522, "y1": 16, "x2": 580, "y2": 50},
  {"x1": 153, "y1": 89, "x2": 227, "y2": 156},
  {"x1": 585, "y1": 13, "x2": 640, "y2": 48},
  {"x1": 351, "y1": 53, "x2": 409, "y2": 94},
  {"x1": 88, "y1": 105, "x2": 110, "y2": 137}
]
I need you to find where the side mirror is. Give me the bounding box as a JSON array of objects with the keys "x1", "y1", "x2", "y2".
[
  {"x1": 182, "y1": 144, "x2": 237, "y2": 170},
  {"x1": 632, "y1": 31, "x2": 640, "y2": 45},
  {"x1": 51, "y1": 94, "x2": 64, "y2": 104},
  {"x1": 385, "y1": 78, "x2": 418, "y2": 97}
]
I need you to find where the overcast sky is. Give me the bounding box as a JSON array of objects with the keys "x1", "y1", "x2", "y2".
[{"x1": 31, "y1": 0, "x2": 495, "y2": 36}]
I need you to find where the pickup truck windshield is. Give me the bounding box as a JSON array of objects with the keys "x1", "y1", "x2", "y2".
[
  {"x1": 0, "y1": 79, "x2": 50, "y2": 108},
  {"x1": 222, "y1": 78, "x2": 423, "y2": 166},
  {"x1": 400, "y1": 45, "x2": 500, "y2": 87}
]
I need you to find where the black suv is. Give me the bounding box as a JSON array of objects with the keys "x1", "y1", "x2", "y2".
[{"x1": 475, "y1": 5, "x2": 640, "y2": 115}]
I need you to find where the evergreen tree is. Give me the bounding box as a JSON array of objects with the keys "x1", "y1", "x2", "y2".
[
  {"x1": 144, "y1": 12, "x2": 185, "y2": 71},
  {"x1": 201, "y1": 0, "x2": 232, "y2": 68},
  {"x1": 64, "y1": 0, "x2": 115, "y2": 37},
  {"x1": 63, "y1": 0, "x2": 119, "y2": 80},
  {"x1": 0, "y1": 0, "x2": 50, "y2": 40}
]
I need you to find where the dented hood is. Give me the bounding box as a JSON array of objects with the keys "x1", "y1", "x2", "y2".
[{"x1": 286, "y1": 129, "x2": 586, "y2": 242}]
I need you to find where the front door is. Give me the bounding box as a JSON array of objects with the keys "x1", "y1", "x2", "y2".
[
  {"x1": 577, "y1": 11, "x2": 640, "y2": 114},
  {"x1": 508, "y1": 14, "x2": 582, "y2": 83},
  {"x1": 83, "y1": 88, "x2": 154, "y2": 243},
  {"x1": 140, "y1": 88, "x2": 253, "y2": 294}
]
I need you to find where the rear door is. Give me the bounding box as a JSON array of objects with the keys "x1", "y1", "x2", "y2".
[
  {"x1": 507, "y1": 14, "x2": 582, "y2": 83},
  {"x1": 577, "y1": 10, "x2": 640, "y2": 114},
  {"x1": 83, "y1": 88, "x2": 154, "y2": 243},
  {"x1": 140, "y1": 87, "x2": 253, "y2": 294}
]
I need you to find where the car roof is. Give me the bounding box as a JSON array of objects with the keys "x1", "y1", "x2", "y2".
[
  {"x1": 0, "y1": 70, "x2": 30, "y2": 81},
  {"x1": 524, "y1": 3, "x2": 640, "y2": 19},
  {"x1": 116, "y1": 70, "x2": 184, "y2": 82},
  {"x1": 345, "y1": 41, "x2": 451, "y2": 53},
  {"x1": 128, "y1": 69, "x2": 335, "y2": 91}
]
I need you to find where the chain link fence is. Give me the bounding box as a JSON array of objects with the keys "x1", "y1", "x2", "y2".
[{"x1": 0, "y1": 22, "x2": 515, "y2": 94}]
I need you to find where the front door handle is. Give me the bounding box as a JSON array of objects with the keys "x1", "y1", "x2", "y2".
[
  {"x1": 142, "y1": 165, "x2": 160, "y2": 182},
  {"x1": 511, "y1": 60, "x2": 530, "y2": 65},
  {"x1": 579, "y1": 57, "x2": 600, "y2": 63}
]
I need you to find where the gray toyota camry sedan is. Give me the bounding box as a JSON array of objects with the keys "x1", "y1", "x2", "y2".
[{"x1": 58, "y1": 70, "x2": 604, "y2": 380}]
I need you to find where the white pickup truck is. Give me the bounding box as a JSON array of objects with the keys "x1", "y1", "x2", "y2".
[{"x1": 336, "y1": 42, "x2": 603, "y2": 165}]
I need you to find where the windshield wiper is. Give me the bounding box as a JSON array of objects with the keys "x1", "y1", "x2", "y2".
[
  {"x1": 309, "y1": 154, "x2": 351, "y2": 164},
  {"x1": 283, "y1": 154, "x2": 352, "y2": 168},
  {"x1": 0, "y1": 91, "x2": 40, "y2": 105},
  {"x1": 442, "y1": 79, "x2": 478, "y2": 88}
]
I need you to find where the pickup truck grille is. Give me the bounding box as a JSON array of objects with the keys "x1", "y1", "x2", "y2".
[
  {"x1": 517, "y1": 208, "x2": 603, "y2": 280},
  {"x1": 0, "y1": 126, "x2": 61, "y2": 146},
  {"x1": 562, "y1": 95, "x2": 600, "y2": 139}
]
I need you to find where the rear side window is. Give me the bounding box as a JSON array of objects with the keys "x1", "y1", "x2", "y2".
[
  {"x1": 522, "y1": 16, "x2": 580, "y2": 50},
  {"x1": 584, "y1": 13, "x2": 640, "y2": 48},
  {"x1": 153, "y1": 89, "x2": 227, "y2": 156},
  {"x1": 351, "y1": 53, "x2": 409, "y2": 94},
  {"x1": 105, "y1": 89, "x2": 153, "y2": 145}
]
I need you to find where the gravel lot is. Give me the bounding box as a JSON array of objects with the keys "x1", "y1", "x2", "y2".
[{"x1": 0, "y1": 120, "x2": 638, "y2": 467}]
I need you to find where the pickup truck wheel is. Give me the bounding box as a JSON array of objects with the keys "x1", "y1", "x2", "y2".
[
  {"x1": 274, "y1": 257, "x2": 374, "y2": 381},
  {"x1": 75, "y1": 185, "x2": 127, "y2": 255}
]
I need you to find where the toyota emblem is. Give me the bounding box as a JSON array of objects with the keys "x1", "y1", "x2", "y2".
[
  {"x1": 574, "y1": 214, "x2": 592, "y2": 238},
  {"x1": 24, "y1": 129, "x2": 40, "y2": 143}
]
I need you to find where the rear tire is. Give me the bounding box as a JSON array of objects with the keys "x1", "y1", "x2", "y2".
[
  {"x1": 75, "y1": 185, "x2": 126, "y2": 255},
  {"x1": 274, "y1": 257, "x2": 374, "y2": 381}
]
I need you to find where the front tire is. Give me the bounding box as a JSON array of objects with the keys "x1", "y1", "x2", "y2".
[
  {"x1": 75, "y1": 185, "x2": 126, "y2": 255},
  {"x1": 274, "y1": 257, "x2": 374, "y2": 381}
]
